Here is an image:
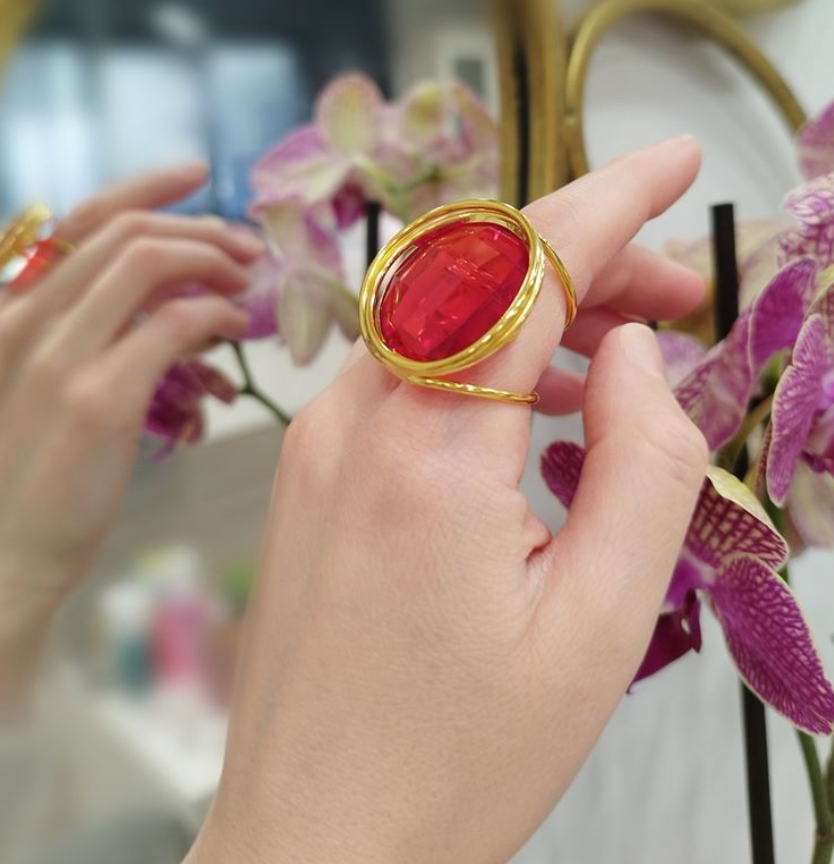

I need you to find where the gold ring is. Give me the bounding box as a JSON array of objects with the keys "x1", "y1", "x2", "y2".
[
  {"x1": 359, "y1": 199, "x2": 577, "y2": 405},
  {"x1": 0, "y1": 203, "x2": 53, "y2": 270}
]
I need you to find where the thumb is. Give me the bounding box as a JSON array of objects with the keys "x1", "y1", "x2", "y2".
[{"x1": 542, "y1": 323, "x2": 707, "y2": 678}]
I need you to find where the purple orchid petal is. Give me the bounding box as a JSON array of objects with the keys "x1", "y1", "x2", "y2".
[
  {"x1": 665, "y1": 555, "x2": 709, "y2": 610},
  {"x1": 541, "y1": 441, "x2": 585, "y2": 510},
  {"x1": 675, "y1": 311, "x2": 752, "y2": 450},
  {"x1": 251, "y1": 125, "x2": 353, "y2": 209},
  {"x1": 798, "y1": 99, "x2": 834, "y2": 180},
  {"x1": 145, "y1": 360, "x2": 237, "y2": 457},
  {"x1": 674, "y1": 258, "x2": 816, "y2": 452},
  {"x1": 750, "y1": 257, "x2": 818, "y2": 369},
  {"x1": 633, "y1": 591, "x2": 702, "y2": 685},
  {"x1": 767, "y1": 315, "x2": 828, "y2": 506},
  {"x1": 237, "y1": 247, "x2": 284, "y2": 340},
  {"x1": 332, "y1": 183, "x2": 368, "y2": 230},
  {"x1": 188, "y1": 361, "x2": 238, "y2": 404},
  {"x1": 315, "y1": 73, "x2": 385, "y2": 155},
  {"x1": 710, "y1": 554, "x2": 834, "y2": 735},
  {"x1": 687, "y1": 467, "x2": 788, "y2": 573},
  {"x1": 657, "y1": 331, "x2": 707, "y2": 388},
  {"x1": 781, "y1": 173, "x2": 834, "y2": 269},
  {"x1": 257, "y1": 201, "x2": 345, "y2": 277},
  {"x1": 787, "y1": 459, "x2": 834, "y2": 548}
]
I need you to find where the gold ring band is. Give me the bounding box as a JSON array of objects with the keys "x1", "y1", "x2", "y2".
[
  {"x1": 359, "y1": 199, "x2": 577, "y2": 405},
  {"x1": 0, "y1": 203, "x2": 53, "y2": 270}
]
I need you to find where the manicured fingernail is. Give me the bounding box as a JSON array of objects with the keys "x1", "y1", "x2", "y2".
[
  {"x1": 620, "y1": 323, "x2": 666, "y2": 380},
  {"x1": 660, "y1": 133, "x2": 698, "y2": 149}
]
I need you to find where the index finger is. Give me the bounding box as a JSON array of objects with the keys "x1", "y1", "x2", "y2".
[
  {"x1": 470, "y1": 134, "x2": 702, "y2": 403},
  {"x1": 57, "y1": 162, "x2": 210, "y2": 244}
]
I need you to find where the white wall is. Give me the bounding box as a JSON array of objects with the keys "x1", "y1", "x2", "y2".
[{"x1": 203, "y1": 2, "x2": 834, "y2": 861}]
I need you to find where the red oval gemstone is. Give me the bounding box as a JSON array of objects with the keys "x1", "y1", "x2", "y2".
[{"x1": 378, "y1": 220, "x2": 530, "y2": 362}]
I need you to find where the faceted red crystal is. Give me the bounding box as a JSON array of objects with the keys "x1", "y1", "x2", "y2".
[{"x1": 378, "y1": 220, "x2": 529, "y2": 362}]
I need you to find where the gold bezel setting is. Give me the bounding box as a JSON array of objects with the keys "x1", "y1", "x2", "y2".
[{"x1": 359, "y1": 199, "x2": 577, "y2": 405}]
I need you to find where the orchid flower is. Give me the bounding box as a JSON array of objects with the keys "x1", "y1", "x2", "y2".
[
  {"x1": 229, "y1": 227, "x2": 283, "y2": 340},
  {"x1": 145, "y1": 359, "x2": 237, "y2": 458},
  {"x1": 662, "y1": 256, "x2": 819, "y2": 451},
  {"x1": 252, "y1": 73, "x2": 392, "y2": 228},
  {"x1": 251, "y1": 72, "x2": 499, "y2": 226},
  {"x1": 798, "y1": 98, "x2": 834, "y2": 181},
  {"x1": 764, "y1": 274, "x2": 834, "y2": 547},
  {"x1": 255, "y1": 202, "x2": 359, "y2": 365},
  {"x1": 542, "y1": 441, "x2": 834, "y2": 735},
  {"x1": 780, "y1": 172, "x2": 834, "y2": 275}
]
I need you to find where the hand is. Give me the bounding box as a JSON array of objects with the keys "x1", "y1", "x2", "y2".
[
  {"x1": 0, "y1": 164, "x2": 261, "y2": 708},
  {"x1": 191, "y1": 137, "x2": 708, "y2": 864}
]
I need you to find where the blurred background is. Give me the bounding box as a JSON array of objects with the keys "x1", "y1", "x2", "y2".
[{"x1": 1, "y1": 0, "x2": 834, "y2": 862}]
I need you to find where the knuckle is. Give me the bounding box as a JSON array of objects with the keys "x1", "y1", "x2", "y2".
[
  {"x1": 27, "y1": 346, "x2": 65, "y2": 390},
  {"x1": 352, "y1": 424, "x2": 446, "y2": 519},
  {"x1": 107, "y1": 210, "x2": 152, "y2": 243},
  {"x1": 280, "y1": 400, "x2": 338, "y2": 487},
  {"x1": 64, "y1": 374, "x2": 113, "y2": 431},
  {"x1": 120, "y1": 237, "x2": 170, "y2": 276},
  {"x1": 65, "y1": 197, "x2": 105, "y2": 236},
  {"x1": 157, "y1": 300, "x2": 197, "y2": 341}
]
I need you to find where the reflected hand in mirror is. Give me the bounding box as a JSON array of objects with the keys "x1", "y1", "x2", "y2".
[{"x1": 0, "y1": 163, "x2": 262, "y2": 711}]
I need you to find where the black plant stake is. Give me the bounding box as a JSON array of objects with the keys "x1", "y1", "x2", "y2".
[
  {"x1": 366, "y1": 200, "x2": 382, "y2": 269},
  {"x1": 712, "y1": 203, "x2": 776, "y2": 864}
]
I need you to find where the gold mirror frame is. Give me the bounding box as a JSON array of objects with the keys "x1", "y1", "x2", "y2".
[
  {"x1": 0, "y1": 0, "x2": 809, "y2": 210},
  {"x1": 493, "y1": 0, "x2": 807, "y2": 203},
  {"x1": 0, "y1": 0, "x2": 45, "y2": 78}
]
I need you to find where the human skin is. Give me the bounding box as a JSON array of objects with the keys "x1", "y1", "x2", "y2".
[
  {"x1": 188, "y1": 137, "x2": 708, "y2": 864},
  {"x1": 0, "y1": 163, "x2": 259, "y2": 709},
  {"x1": 0, "y1": 139, "x2": 708, "y2": 863}
]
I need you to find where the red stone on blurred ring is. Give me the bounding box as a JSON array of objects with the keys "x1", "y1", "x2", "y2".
[
  {"x1": 9, "y1": 238, "x2": 68, "y2": 291},
  {"x1": 378, "y1": 220, "x2": 530, "y2": 363}
]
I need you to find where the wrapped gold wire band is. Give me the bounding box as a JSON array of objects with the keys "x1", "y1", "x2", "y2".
[
  {"x1": 0, "y1": 203, "x2": 53, "y2": 270},
  {"x1": 359, "y1": 199, "x2": 577, "y2": 405}
]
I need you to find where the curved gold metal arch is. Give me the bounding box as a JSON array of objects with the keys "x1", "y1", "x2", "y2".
[
  {"x1": 564, "y1": 0, "x2": 807, "y2": 179},
  {"x1": 0, "y1": 0, "x2": 45, "y2": 78}
]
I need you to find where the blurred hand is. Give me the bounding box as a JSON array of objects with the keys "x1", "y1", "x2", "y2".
[
  {"x1": 0, "y1": 164, "x2": 261, "y2": 707},
  {"x1": 191, "y1": 138, "x2": 708, "y2": 864}
]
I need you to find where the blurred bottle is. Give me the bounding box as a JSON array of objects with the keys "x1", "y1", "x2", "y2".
[
  {"x1": 98, "y1": 581, "x2": 153, "y2": 694},
  {"x1": 146, "y1": 547, "x2": 211, "y2": 693}
]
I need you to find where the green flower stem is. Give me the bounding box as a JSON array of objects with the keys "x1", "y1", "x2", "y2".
[
  {"x1": 783, "y1": 563, "x2": 834, "y2": 864},
  {"x1": 230, "y1": 341, "x2": 293, "y2": 427},
  {"x1": 800, "y1": 732, "x2": 834, "y2": 835},
  {"x1": 813, "y1": 830, "x2": 834, "y2": 864},
  {"x1": 720, "y1": 395, "x2": 774, "y2": 472},
  {"x1": 827, "y1": 745, "x2": 834, "y2": 815}
]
